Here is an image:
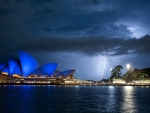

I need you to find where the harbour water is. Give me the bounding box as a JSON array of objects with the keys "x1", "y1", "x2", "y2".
[{"x1": 0, "y1": 85, "x2": 150, "y2": 113}]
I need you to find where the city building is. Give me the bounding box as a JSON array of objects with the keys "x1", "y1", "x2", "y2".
[
  {"x1": 132, "y1": 78, "x2": 150, "y2": 84},
  {"x1": 113, "y1": 78, "x2": 126, "y2": 84}
]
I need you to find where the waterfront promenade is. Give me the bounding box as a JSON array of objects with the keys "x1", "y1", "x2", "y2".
[{"x1": 0, "y1": 82, "x2": 150, "y2": 86}]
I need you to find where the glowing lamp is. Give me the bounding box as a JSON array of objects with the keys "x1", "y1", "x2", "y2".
[{"x1": 127, "y1": 64, "x2": 130, "y2": 69}]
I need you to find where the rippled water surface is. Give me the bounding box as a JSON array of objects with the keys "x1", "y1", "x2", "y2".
[{"x1": 0, "y1": 85, "x2": 150, "y2": 113}]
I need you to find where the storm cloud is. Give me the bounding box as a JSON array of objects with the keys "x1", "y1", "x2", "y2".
[
  {"x1": 0, "y1": 35, "x2": 149, "y2": 57},
  {"x1": 1, "y1": 0, "x2": 150, "y2": 39},
  {"x1": 1, "y1": 0, "x2": 150, "y2": 57}
]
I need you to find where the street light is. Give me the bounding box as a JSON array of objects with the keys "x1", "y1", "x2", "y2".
[{"x1": 127, "y1": 64, "x2": 130, "y2": 69}]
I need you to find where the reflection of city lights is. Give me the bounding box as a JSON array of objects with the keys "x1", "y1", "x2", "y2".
[
  {"x1": 122, "y1": 86, "x2": 135, "y2": 112},
  {"x1": 125, "y1": 86, "x2": 133, "y2": 89},
  {"x1": 127, "y1": 64, "x2": 130, "y2": 69},
  {"x1": 109, "y1": 86, "x2": 114, "y2": 88}
]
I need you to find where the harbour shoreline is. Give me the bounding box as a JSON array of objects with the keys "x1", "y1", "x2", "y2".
[{"x1": 0, "y1": 83, "x2": 150, "y2": 86}]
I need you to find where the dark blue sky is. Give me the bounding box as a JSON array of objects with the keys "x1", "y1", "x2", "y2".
[{"x1": 1, "y1": 0, "x2": 150, "y2": 80}]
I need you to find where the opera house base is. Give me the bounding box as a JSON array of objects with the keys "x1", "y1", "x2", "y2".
[
  {"x1": 0, "y1": 74, "x2": 65, "y2": 85},
  {"x1": 0, "y1": 83, "x2": 62, "y2": 85}
]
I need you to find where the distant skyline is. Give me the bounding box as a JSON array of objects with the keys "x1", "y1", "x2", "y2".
[{"x1": 1, "y1": 0, "x2": 150, "y2": 80}]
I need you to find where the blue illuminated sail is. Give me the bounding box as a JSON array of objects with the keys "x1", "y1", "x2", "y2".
[
  {"x1": 18, "y1": 50, "x2": 39, "y2": 77},
  {"x1": 8, "y1": 58, "x2": 22, "y2": 76},
  {"x1": 30, "y1": 67, "x2": 48, "y2": 76},
  {"x1": 2, "y1": 65, "x2": 9, "y2": 74},
  {"x1": 53, "y1": 70, "x2": 64, "y2": 77},
  {"x1": 13, "y1": 65, "x2": 23, "y2": 76},
  {"x1": 41, "y1": 63, "x2": 59, "y2": 76},
  {"x1": 62, "y1": 69, "x2": 76, "y2": 77},
  {"x1": 0, "y1": 63, "x2": 6, "y2": 72}
]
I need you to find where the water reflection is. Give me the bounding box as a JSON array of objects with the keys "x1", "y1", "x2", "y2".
[
  {"x1": 121, "y1": 86, "x2": 137, "y2": 113},
  {"x1": 107, "y1": 86, "x2": 115, "y2": 111},
  {"x1": 1, "y1": 86, "x2": 150, "y2": 113}
]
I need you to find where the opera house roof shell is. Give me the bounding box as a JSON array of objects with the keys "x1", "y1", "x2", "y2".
[{"x1": 0, "y1": 50, "x2": 76, "y2": 78}]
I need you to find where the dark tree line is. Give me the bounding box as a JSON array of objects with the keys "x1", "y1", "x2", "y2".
[
  {"x1": 122, "y1": 68, "x2": 150, "y2": 82},
  {"x1": 109, "y1": 65, "x2": 150, "y2": 82}
]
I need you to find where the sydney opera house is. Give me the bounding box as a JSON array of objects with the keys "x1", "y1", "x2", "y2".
[{"x1": 0, "y1": 50, "x2": 76, "y2": 84}]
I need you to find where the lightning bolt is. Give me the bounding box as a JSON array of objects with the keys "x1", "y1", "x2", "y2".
[{"x1": 101, "y1": 56, "x2": 106, "y2": 80}]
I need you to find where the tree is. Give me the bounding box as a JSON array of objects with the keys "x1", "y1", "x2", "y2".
[
  {"x1": 122, "y1": 69, "x2": 133, "y2": 82},
  {"x1": 122, "y1": 68, "x2": 149, "y2": 82},
  {"x1": 110, "y1": 65, "x2": 123, "y2": 80}
]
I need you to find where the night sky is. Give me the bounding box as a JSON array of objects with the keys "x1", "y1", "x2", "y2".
[{"x1": 1, "y1": 0, "x2": 150, "y2": 80}]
